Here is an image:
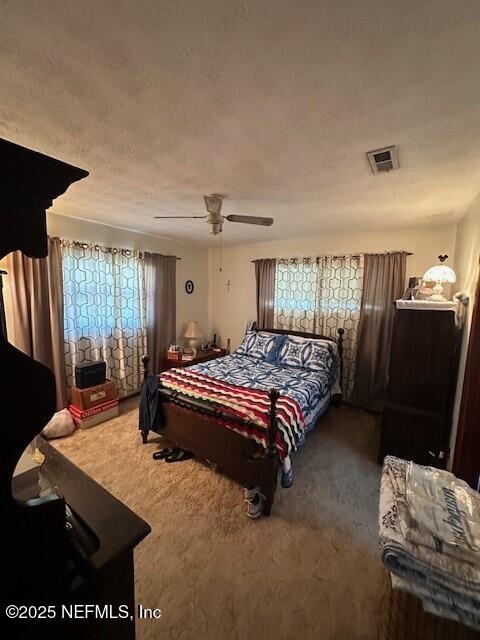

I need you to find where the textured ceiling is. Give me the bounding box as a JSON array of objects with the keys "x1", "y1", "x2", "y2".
[{"x1": 1, "y1": 0, "x2": 480, "y2": 246}]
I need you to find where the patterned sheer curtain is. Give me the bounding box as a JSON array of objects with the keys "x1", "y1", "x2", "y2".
[
  {"x1": 61, "y1": 240, "x2": 147, "y2": 397},
  {"x1": 273, "y1": 255, "x2": 364, "y2": 398}
]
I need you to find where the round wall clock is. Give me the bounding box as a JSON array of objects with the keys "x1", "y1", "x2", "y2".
[{"x1": 185, "y1": 280, "x2": 194, "y2": 294}]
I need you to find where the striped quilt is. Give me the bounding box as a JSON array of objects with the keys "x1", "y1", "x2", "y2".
[{"x1": 159, "y1": 368, "x2": 305, "y2": 460}]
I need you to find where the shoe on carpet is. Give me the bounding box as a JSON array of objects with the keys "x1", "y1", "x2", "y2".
[
  {"x1": 281, "y1": 466, "x2": 294, "y2": 488},
  {"x1": 165, "y1": 448, "x2": 194, "y2": 463},
  {"x1": 153, "y1": 447, "x2": 176, "y2": 460},
  {"x1": 243, "y1": 486, "x2": 265, "y2": 519}
]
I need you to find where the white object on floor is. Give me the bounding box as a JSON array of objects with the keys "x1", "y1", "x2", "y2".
[
  {"x1": 41, "y1": 408, "x2": 76, "y2": 439},
  {"x1": 243, "y1": 486, "x2": 265, "y2": 519}
]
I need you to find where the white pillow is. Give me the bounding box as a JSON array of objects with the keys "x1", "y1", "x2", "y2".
[{"x1": 41, "y1": 408, "x2": 76, "y2": 439}]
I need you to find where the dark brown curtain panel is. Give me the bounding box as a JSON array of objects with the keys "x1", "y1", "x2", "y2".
[
  {"x1": 144, "y1": 253, "x2": 177, "y2": 372},
  {"x1": 6, "y1": 237, "x2": 67, "y2": 410},
  {"x1": 0, "y1": 271, "x2": 7, "y2": 339},
  {"x1": 255, "y1": 258, "x2": 276, "y2": 330},
  {"x1": 350, "y1": 252, "x2": 407, "y2": 412}
]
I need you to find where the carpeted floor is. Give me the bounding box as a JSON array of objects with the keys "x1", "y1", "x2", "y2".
[{"x1": 53, "y1": 398, "x2": 384, "y2": 640}]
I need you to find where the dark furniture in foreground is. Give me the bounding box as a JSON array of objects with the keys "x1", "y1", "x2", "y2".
[
  {"x1": 141, "y1": 327, "x2": 344, "y2": 515},
  {"x1": 12, "y1": 440, "x2": 150, "y2": 639},
  {"x1": 0, "y1": 138, "x2": 88, "y2": 625},
  {"x1": 379, "y1": 307, "x2": 462, "y2": 468},
  {"x1": 0, "y1": 138, "x2": 150, "y2": 639}
]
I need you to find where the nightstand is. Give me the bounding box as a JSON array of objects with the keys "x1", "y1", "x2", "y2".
[{"x1": 163, "y1": 348, "x2": 227, "y2": 371}]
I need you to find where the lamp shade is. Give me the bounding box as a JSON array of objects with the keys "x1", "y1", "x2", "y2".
[
  {"x1": 423, "y1": 264, "x2": 456, "y2": 284},
  {"x1": 184, "y1": 321, "x2": 201, "y2": 339}
]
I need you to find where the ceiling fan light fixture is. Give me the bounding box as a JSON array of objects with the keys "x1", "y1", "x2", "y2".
[
  {"x1": 204, "y1": 194, "x2": 223, "y2": 215},
  {"x1": 210, "y1": 222, "x2": 223, "y2": 235}
]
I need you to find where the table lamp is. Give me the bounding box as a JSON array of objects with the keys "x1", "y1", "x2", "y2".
[
  {"x1": 423, "y1": 255, "x2": 456, "y2": 302},
  {"x1": 184, "y1": 321, "x2": 201, "y2": 355}
]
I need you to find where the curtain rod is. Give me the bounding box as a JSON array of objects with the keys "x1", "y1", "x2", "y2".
[
  {"x1": 251, "y1": 250, "x2": 413, "y2": 262},
  {"x1": 144, "y1": 252, "x2": 182, "y2": 260},
  {"x1": 144, "y1": 252, "x2": 181, "y2": 260},
  {"x1": 53, "y1": 237, "x2": 181, "y2": 259}
]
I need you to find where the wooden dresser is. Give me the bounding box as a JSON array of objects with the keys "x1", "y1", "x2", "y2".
[{"x1": 379, "y1": 304, "x2": 462, "y2": 469}]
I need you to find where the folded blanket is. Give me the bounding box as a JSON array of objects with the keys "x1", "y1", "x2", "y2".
[
  {"x1": 159, "y1": 368, "x2": 305, "y2": 461},
  {"x1": 406, "y1": 463, "x2": 480, "y2": 564},
  {"x1": 379, "y1": 456, "x2": 480, "y2": 630},
  {"x1": 391, "y1": 573, "x2": 480, "y2": 630}
]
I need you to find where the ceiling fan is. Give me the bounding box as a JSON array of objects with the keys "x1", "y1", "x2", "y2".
[{"x1": 153, "y1": 194, "x2": 274, "y2": 235}]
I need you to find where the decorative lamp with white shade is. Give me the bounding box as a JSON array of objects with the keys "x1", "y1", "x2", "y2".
[
  {"x1": 423, "y1": 255, "x2": 456, "y2": 302},
  {"x1": 184, "y1": 321, "x2": 202, "y2": 355}
]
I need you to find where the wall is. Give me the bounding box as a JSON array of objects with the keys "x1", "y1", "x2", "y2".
[
  {"x1": 449, "y1": 194, "x2": 480, "y2": 463},
  {"x1": 3, "y1": 214, "x2": 463, "y2": 367},
  {"x1": 208, "y1": 224, "x2": 457, "y2": 349},
  {"x1": 3, "y1": 214, "x2": 210, "y2": 346}
]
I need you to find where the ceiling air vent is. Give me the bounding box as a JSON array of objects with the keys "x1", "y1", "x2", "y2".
[{"x1": 366, "y1": 145, "x2": 399, "y2": 174}]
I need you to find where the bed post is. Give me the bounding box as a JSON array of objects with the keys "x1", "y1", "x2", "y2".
[
  {"x1": 142, "y1": 354, "x2": 150, "y2": 382},
  {"x1": 140, "y1": 354, "x2": 150, "y2": 443},
  {"x1": 263, "y1": 388, "x2": 280, "y2": 516},
  {"x1": 267, "y1": 388, "x2": 280, "y2": 453},
  {"x1": 337, "y1": 328, "x2": 344, "y2": 391}
]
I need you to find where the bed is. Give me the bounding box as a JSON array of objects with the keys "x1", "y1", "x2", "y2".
[{"x1": 140, "y1": 327, "x2": 344, "y2": 515}]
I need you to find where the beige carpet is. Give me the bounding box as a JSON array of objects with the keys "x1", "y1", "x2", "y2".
[{"x1": 53, "y1": 399, "x2": 384, "y2": 640}]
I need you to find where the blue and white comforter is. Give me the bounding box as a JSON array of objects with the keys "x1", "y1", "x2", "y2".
[{"x1": 189, "y1": 353, "x2": 337, "y2": 439}]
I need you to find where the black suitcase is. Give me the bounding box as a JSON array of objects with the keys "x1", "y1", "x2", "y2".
[{"x1": 74, "y1": 360, "x2": 107, "y2": 389}]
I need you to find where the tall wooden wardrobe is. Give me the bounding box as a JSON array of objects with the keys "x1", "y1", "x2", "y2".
[
  {"x1": 0, "y1": 138, "x2": 150, "y2": 639},
  {"x1": 379, "y1": 303, "x2": 463, "y2": 469}
]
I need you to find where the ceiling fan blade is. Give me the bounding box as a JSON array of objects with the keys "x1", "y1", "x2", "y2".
[
  {"x1": 225, "y1": 215, "x2": 274, "y2": 226},
  {"x1": 153, "y1": 215, "x2": 207, "y2": 219}
]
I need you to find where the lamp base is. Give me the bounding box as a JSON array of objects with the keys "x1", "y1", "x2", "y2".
[
  {"x1": 429, "y1": 282, "x2": 447, "y2": 302},
  {"x1": 187, "y1": 338, "x2": 198, "y2": 357}
]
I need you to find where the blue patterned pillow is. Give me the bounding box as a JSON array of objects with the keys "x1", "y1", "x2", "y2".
[
  {"x1": 235, "y1": 330, "x2": 258, "y2": 357},
  {"x1": 277, "y1": 335, "x2": 334, "y2": 372},
  {"x1": 235, "y1": 331, "x2": 285, "y2": 363}
]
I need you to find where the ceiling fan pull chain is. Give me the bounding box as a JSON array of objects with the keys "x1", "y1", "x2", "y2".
[{"x1": 219, "y1": 232, "x2": 223, "y2": 272}]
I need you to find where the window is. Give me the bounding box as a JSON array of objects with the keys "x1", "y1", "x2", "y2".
[
  {"x1": 273, "y1": 255, "x2": 363, "y2": 397},
  {"x1": 62, "y1": 241, "x2": 146, "y2": 396}
]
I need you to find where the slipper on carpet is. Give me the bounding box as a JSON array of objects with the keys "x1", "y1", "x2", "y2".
[
  {"x1": 165, "y1": 449, "x2": 194, "y2": 463},
  {"x1": 281, "y1": 466, "x2": 294, "y2": 489},
  {"x1": 153, "y1": 447, "x2": 177, "y2": 461}
]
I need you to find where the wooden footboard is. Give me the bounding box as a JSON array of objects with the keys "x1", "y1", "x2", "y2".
[
  {"x1": 159, "y1": 401, "x2": 279, "y2": 514},
  {"x1": 140, "y1": 355, "x2": 281, "y2": 515}
]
